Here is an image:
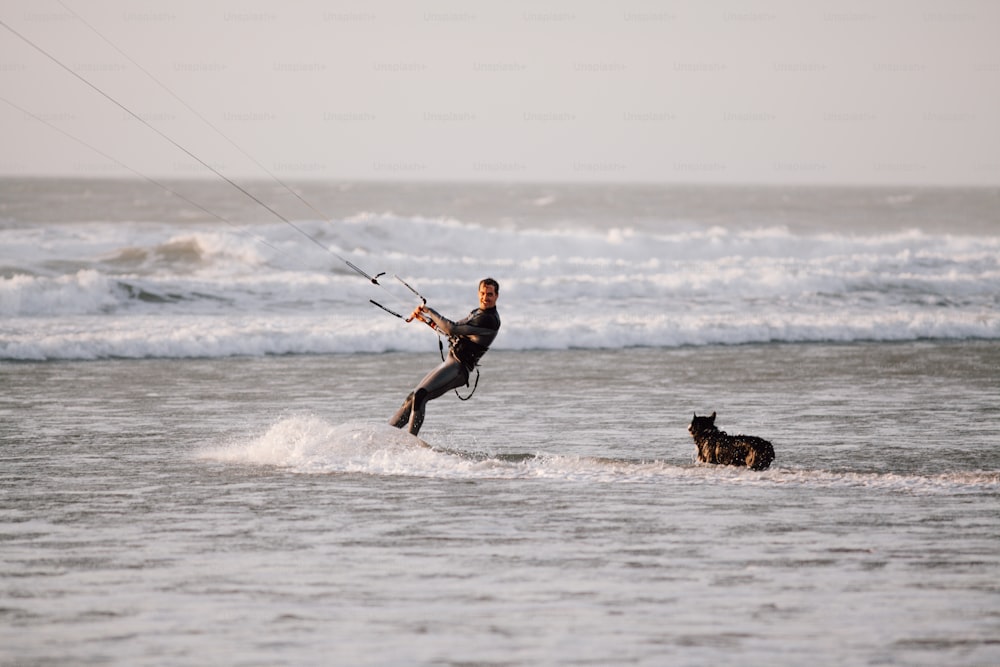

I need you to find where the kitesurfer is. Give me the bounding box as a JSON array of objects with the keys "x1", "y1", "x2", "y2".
[{"x1": 389, "y1": 278, "x2": 501, "y2": 436}]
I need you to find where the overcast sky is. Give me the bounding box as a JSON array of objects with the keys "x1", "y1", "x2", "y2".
[{"x1": 2, "y1": 0, "x2": 998, "y2": 185}]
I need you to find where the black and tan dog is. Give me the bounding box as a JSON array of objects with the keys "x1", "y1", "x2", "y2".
[{"x1": 688, "y1": 412, "x2": 775, "y2": 471}]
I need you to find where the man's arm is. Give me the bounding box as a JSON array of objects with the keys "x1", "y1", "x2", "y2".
[
  {"x1": 423, "y1": 306, "x2": 493, "y2": 337},
  {"x1": 414, "y1": 305, "x2": 498, "y2": 338}
]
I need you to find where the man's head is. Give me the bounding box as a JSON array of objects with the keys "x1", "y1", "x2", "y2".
[{"x1": 479, "y1": 277, "x2": 499, "y2": 310}]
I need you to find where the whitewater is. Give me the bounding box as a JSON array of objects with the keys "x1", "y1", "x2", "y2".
[{"x1": 2, "y1": 181, "x2": 998, "y2": 361}]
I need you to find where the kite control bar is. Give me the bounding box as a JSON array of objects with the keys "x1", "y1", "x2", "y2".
[
  {"x1": 369, "y1": 275, "x2": 440, "y2": 331},
  {"x1": 395, "y1": 275, "x2": 438, "y2": 329}
]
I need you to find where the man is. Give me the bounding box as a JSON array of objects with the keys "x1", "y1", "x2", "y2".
[{"x1": 389, "y1": 277, "x2": 501, "y2": 436}]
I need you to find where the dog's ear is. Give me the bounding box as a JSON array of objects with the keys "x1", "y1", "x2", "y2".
[{"x1": 710, "y1": 411, "x2": 716, "y2": 421}]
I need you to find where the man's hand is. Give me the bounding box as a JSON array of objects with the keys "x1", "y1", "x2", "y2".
[{"x1": 406, "y1": 304, "x2": 434, "y2": 327}]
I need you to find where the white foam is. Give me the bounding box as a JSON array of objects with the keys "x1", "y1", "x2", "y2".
[
  {"x1": 0, "y1": 270, "x2": 120, "y2": 316},
  {"x1": 204, "y1": 417, "x2": 472, "y2": 477},
  {"x1": 2, "y1": 215, "x2": 999, "y2": 359},
  {"x1": 203, "y1": 417, "x2": 1000, "y2": 492}
]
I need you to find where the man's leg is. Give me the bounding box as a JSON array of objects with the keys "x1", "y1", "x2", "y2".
[
  {"x1": 407, "y1": 358, "x2": 468, "y2": 436},
  {"x1": 389, "y1": 392, "x2": 414, "y2": 429}
]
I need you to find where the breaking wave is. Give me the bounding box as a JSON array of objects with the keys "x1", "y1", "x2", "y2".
[{"x1": 3, "y1": 214, "x2": 999, "y2": 359}]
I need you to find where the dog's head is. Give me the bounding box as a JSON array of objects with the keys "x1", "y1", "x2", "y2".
[{"x1": 688, "y1": 411, "x2": 717, "y2": 437}]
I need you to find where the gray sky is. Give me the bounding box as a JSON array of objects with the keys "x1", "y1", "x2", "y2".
[{"x1": 2, "y1": 0, "x2": 998, "y2": 185}]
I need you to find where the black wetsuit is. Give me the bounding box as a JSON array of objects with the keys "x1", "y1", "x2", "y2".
[{"x1": 389, "y1": 305, "x2": 500, "y2": 436}]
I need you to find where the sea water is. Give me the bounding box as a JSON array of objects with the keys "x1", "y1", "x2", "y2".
[{"x1": 1, "y1": 180, "x2": 999, "y2": 666}]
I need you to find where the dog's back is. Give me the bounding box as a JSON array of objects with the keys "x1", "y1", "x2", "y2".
[
  {"x1": 732, "y1": 435, "x2": 775, "y2": 470},
  {"x1": 688, "y1": 412, "x2": 775, "y2": 471}
]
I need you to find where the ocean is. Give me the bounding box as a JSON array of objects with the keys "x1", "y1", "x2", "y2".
[{"x1": 1, "y1": 178, "x2": 999, "y2": 666}]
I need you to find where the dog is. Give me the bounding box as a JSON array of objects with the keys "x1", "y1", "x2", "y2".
[{"x1": 688, "y1": 412, "x2": 775, "y2": 471}]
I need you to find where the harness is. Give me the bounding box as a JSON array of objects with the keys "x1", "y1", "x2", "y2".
[{"x1": 438, "y1": 336, "x2": 480, "y2": 401}]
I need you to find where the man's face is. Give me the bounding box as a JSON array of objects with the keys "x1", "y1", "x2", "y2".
[{"x1": 479, "y1": 283, "x2": 498, "y2": 310}]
